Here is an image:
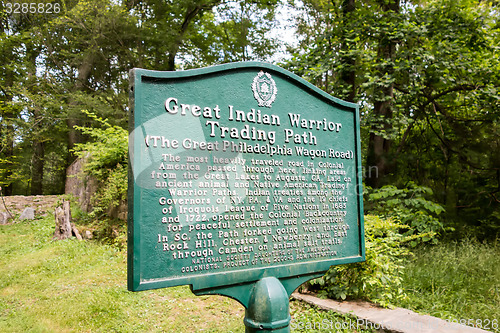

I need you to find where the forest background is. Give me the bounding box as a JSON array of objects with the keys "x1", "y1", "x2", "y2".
[{"x1": 0, "y1": 0, "x2": 499, "y2": 242}]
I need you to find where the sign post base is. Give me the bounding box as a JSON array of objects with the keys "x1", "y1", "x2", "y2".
[
  {"x1": 244, "y1": 277, "x2": 290, "y2": 332},
  {"x1": 193, "y1": 273, "x2": 325, "y2": 332}
]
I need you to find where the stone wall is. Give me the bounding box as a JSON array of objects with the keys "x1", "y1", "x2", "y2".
[
  {"x1": 0, "y1": 195, "x2": 60, "y2": 224},
  {"x1": 0, "y1": 158, "x2": 128, "y2": 224},
  {"x1": 1, "y1": 156, "x2": 128, "y2": 223}
]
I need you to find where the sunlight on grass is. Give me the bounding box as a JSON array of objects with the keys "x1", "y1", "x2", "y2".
[
  {"x1": 0, "y1": 217, "x2": 244, "y2": 332},
  {"x1": 0, "y1": 216, "x2": 377, "y2": 332},
  {"x1": 3, "y1": 216, "x2": 496, "y2": 332},
  {"x1": 397, "y1": 239, "x2": 500, "y2": 332}
]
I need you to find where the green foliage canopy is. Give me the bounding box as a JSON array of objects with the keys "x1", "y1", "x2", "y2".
[
  {"x1": 285, "y1": 0, "x2": 500, "y2": 239},
  {"x1": 0, "y1": 0, "x2": 281, "y2": 196}
]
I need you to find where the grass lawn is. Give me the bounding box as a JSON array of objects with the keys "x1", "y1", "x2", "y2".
[
  {"x1": 4, "y1": 214, "x2": 495, "y2": 332},
  {"x1": 0, "y1": 216, "x2": 374, "y2": 333},
  {"x1": 397, "y1": 239, "x2": 500, "y2": 332},
  {"x1": 0, "y1": 217, "x2": 245, "y2": 332}
]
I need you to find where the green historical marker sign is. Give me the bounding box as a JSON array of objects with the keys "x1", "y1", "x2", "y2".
[{"x1": 128, "y1": 62, "x2": 364, "y2": 331}]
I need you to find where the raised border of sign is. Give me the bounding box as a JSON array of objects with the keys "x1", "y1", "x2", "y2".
[{"x1": 128, "y1": 61, "x2": 365, "y2": 292}]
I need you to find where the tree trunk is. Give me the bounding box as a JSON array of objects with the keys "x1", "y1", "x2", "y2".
[
  {"x1": 1, "y1": 68, "x2": 15, "y2": 196},
  {"x1": 67, "y1": 56, "x2": 94, "y2": 162},
  {"x1": 27, "y1": 43, "x2": 45, "y2": 196},
  {"x1": 53, "y1": 200, "x2": 72, "y2": 240},
  {"x1": 1, "y1": 118, "x2": 14, "y2": 196},
  {"x1": 0, "y1": 18, "x2": 14, "y2": 195},
  {"x1": 167, "y1": 3, "x2": 220, "y2": 71},
  {"x1": 31, "y1": 139, "x2": 45, "y2": 195},
  {"x1": 167, "y1": 6, "x2": 203, "y2": 71},
  {"x1": 365, "y1": 0, "x2": 399, "y2": 188},
  {"x1": 340, "y1": 0, "x2": 356, "y2": 102}
]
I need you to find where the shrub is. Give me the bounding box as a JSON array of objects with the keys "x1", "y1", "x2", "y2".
[
  {"x1": 364, "y1": 182, "x2": 447, "y2": 245},
  {"x1": 309, "y1": 215, "x2": 434, "y2": 307},
  {"x1": 72, "y1": 111, "x2": 128, "y2": 218},
  {"x1": 72, "y1": 111, "x2": 128, "y2": 244}
]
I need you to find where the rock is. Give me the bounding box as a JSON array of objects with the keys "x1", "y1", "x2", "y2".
[
  {"x1": 66, "y1": 156, "x2": 98, "y2": 213},
  {"x1": 19, "y1": 207, "x2": 35, "y2": 220},
  {"x1": 0, "y1": 212, "x2": 12, "y2": 225}
]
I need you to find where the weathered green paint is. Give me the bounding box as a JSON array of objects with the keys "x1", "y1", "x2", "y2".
[
  {"x1": 244, "y1": 277, "x2": 290, "y2": 332},
  {"x1": 128, "y1": 62, "x2": 365, "y2": 295}
]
